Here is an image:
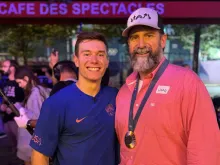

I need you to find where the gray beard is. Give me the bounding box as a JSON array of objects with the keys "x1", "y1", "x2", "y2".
[
  {"x1": 131, "y1": 56, "x2": 156, "y2": 72},
  {"x1": 130, "y1": 49, "x2": 161, "y2": 73}
]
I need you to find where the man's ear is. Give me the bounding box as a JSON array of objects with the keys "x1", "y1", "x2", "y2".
[
  {"x1": 72, "y1": 53, "x2": 75, "y2": 63},
  {"x1": 73, "y1": 55, "x2": 79, "y2": 67},
  {"x1": 160, "y1": 34, "x2": 167, "y2": 49}
]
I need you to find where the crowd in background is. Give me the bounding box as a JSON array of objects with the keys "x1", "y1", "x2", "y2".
[{"x1": 0, "y1": 51, "x2": 75, "y2": 165}]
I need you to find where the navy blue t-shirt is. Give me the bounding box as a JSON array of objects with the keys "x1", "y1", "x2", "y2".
[{"x1": 30, "y1": 83, "x2": 118, "y2": 165}]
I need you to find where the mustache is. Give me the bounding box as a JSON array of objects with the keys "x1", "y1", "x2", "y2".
[{"x1": 133, "y1": 46, "x2": 152, "y2": 55}]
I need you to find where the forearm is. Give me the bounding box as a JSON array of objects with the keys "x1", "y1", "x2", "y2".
[
  {"x1": 32, "y1": 149, "x2": 49, "y2": 165},
  {"x1": 51, "y1": 71, "x2": 58, "y2": 85},
  {"x1": 45, "y1": 72, "x2": 53, "y2": 81}
]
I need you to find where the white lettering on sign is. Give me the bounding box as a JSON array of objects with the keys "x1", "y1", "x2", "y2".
[
  {"x1": 26, "y1": 3, "x2": 35, "y2": 15},
  {"x1": 39, "y1": 3, "x2": 67, "y2": 15},
  {"x1": 100, "y1": 3, "x2": 109, "y2": 15},
  {"x1": 72, "y1": 3, "x2": 80, "y2": 15},
  {"x1": 0, "y1": 2, "x2": 36, "y2": 15},
  {"x1": 0, "y1": 2, "x2": 165, "y2": 16},
  {"x1": 109, "y1": 3, "x2": 118, "y2": 15},
  {"x1": 91, "y1": 3, "x2": 99, "y2": 15},
  {"x1": 71, "y1": 2, "x2": 164, "y2": 15},
  {"x1": 0, "y1": 3, "x2": 7, "y2": 15}
]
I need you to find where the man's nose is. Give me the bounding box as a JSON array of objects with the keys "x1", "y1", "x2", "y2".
[
  {"x1": 137, "y1": 36, "x2": 145, "y2": 48},
  {"x1": 90, "y1": 55, "x2": 98, "y2": 63}
]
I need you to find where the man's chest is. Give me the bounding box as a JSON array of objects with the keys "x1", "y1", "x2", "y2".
[
  {"x1": 117, "y1": 82, "x2": 184, "y2": 139},
  {"x1": 63, "y1": 99, "x2": 116, "y2": 136}
]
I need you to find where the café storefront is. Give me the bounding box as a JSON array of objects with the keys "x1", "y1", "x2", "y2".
[{"x1": 0, "y1": 1, "x2": 220, "y2": 94}]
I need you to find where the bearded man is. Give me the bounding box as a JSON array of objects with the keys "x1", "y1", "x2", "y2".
[{"x1": 115, "y1": 7, "x2": 220, "y2": 165}]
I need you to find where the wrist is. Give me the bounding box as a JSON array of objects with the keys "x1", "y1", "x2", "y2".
[
  {"x1": 26, "y1": 120, "x2": 31, "y2": 128},
  {"x1": 26, "y1": 120, "x2": 34, "y2": 135}
]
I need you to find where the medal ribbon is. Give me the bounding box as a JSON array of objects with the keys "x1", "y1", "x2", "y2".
[{"x1": 128, "y1": 59, "x2": 169, "y2": 132}]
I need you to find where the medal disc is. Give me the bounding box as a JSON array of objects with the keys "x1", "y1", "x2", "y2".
[{"x1": 124, "y1": 131, "x2": 136, "y2": 149}]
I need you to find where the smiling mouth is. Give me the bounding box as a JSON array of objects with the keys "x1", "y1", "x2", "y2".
[
  {"x1": 87, "y1": 67, "x2": 101, "y2": 71},
  {"x1": 135, "y1": 52, "x2": 150, "y2": 56}
]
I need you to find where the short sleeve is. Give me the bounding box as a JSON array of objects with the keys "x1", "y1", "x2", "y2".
[{"x1": 30, "y1": 98, "x2": 65, "y2": 157}]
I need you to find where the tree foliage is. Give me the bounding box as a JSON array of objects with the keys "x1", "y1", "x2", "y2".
[
  {"x1": 171, "y1": 24, "x2": 220, "y2": 60},
  {"x1": 0, "y1": 24, "x2": 76, "y2": 65}
]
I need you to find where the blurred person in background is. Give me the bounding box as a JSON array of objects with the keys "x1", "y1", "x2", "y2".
[
  {"x1": 0, "y1": 59, "x2": 25, "y2": 165},
  {"x1": 0, "y1": 60, "x2": 24, "y2": 136},
  {"x1": 50, "y1": 60, "x2": 78, "y2": 96},
  {"x1": 39, "y1": 49, "x2": 59, "y2": 87},
  {"x1": 212, "y1": 96, "x2": 220, "y2": 129},
  {"x1": 48, "y1": 49, "x2": 59, "y2": 85},
  {"x1": 4, "y1": 66, "x2": 51, "y2": 165},
  {"x1": 182, "y1": 63, "x2": 191, "y2": 69}
]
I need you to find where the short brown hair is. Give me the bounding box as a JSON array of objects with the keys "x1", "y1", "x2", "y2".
[{"x1": 74, "y1": 31, "x2": 108, "y2": 56}]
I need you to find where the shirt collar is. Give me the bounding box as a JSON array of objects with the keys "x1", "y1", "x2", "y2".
[{"x1": 63, "y1": 78, "x2": 77, "y2": 82}]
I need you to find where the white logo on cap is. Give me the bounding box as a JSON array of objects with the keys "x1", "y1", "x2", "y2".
[{"x1": 156, "y1": 85, "x2": 170, "y2": 94}]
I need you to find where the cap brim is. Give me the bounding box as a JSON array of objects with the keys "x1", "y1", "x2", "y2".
[{"x1": 122, "y1": 24, "x2": 161, "y2": 37}]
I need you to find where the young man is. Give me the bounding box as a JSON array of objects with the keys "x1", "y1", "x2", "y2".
[
  {"x1": 30, "y1": 32, "x2": 118, "y2": 165},
  {"x1": 115, "y1": 8, "x2": 220, "y2": 165}
]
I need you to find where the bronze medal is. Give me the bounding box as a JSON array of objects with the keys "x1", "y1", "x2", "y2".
[{"x1": 124, "y1": 131, "x2": 136, "y2": 149}]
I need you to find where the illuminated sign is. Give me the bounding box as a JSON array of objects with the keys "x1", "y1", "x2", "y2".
[
  {"x1": 0, "y1": 2, "x2": 164, "y2": 17},
  {"x1": 0, "y1": 1, "x2": 220, "y2": 18}
]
